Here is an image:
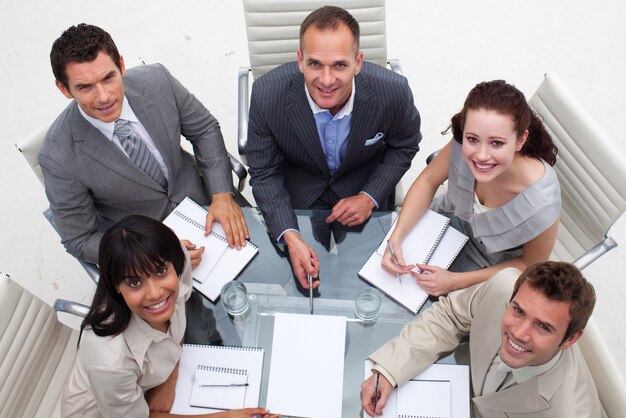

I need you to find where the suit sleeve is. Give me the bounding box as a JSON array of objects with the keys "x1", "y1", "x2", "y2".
[
  {"x1": 39, "y1": 150, "x2": 102, "y2": 264},
  {"x1": 246, "y1": 82, "x2": 299, "y2": 240},
  {"x1": 159, "y1": 64, "x2": 233, "y2": 198},
  {"x1": 370, "y1": 278, "x2": 484, "y2": 386},
  {"x1": 361, "y1": 78, "x2": 421, "y2": 205}
]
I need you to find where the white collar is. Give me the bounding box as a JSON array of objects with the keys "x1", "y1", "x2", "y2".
[
  {"x1": 511, "y1": 350, "x2": 562, "y2": 384},
  {"x1": 77, "y1": 96, "x2": 138, "y2": 140}
]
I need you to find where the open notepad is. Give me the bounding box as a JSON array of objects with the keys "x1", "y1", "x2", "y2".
[
  {"x1": 171, "y1": 344, "x2": 264, "y2": 414},
  {"x1": 358, "y1": 210, "x2": 468, "y2": 313},
  {"x1": 163, "y1": 197, "x2": 258, "y2": 301},
  {"x1": 364, "y1": 361, "x2": 470, "y2": 418}
]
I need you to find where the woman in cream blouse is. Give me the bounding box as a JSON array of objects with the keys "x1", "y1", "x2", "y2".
[{"x1": 61, "y1": 215, "x2": 278, "y2": 418}]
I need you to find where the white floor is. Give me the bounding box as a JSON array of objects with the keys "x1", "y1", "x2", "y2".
[{"x1": 1, "y1": 0, "x2": 625, "y2": 378}]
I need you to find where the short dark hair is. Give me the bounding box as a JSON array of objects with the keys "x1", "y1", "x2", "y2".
[
  {"x1": 447, "y1": 80, "x2": 558, "y2": 166},
  {"x1": 299, "y1": 5, "x2": 360, "y2": 52},
  {"x1": 50, "y1": 23, "x2": 122, "y2": 88},
  {"x1": 512, "y1": 261, "x2": 596, "y2": 343},
  {"x1": 79, "y1": 215, "x2": 185, "y2": 344}
]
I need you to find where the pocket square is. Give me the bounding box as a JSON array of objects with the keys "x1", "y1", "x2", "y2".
[{"x1": 364, "y1": 132, "x2": 384, "y2": 146}]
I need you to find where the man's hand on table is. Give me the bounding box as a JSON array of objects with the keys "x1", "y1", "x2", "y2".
[
  {"x1": 205, "y1": 192, "x2": 249, "y2": 249},
  {"x1": 283, "y1": 230, "x2": 320, "y2": 289}
]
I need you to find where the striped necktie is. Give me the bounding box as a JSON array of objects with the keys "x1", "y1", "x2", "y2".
[{"x1": 114, "y1": 119, "x2": 168, "y2": 189}]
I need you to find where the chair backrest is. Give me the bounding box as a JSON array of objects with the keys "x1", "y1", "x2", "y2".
[
  {"x1": 243, "y1": 0, "x2": 389, "y2": 79},
  {"x1": 529, "y1": 72, "x2": 626, "y2": 264},
  {"x1": 0, "y1": 273, "x2": 78, "y2": 418},
  {"x1": 578, "y1": 316, "x2": 626, "y2": 416},
  {"x1": 15, "y1": 124, "x2": 50, "y2": 186}
]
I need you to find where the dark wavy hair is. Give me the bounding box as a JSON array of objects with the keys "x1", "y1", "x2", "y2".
[
  {"x1": 79, "y1": 215, "x2": 185, "y2": 345},
  {"x1": 512, "y1": 261, "x2": 596, "y2": 343},
  {"x1": 50, "y1": 23, "x2": 122, "y2": 88},
  {"x1": 299, "y1": 5, "x2": 360, "y2": 53},
  {"x1": 446, "y1": 80, "x2": 558, "y2": 166}
]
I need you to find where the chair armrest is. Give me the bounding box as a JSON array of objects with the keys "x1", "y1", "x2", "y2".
[
  {"x1": 426, "y1": 149, "x2": 441, "y2": 165},
  {"x1": 573, "y1": 236, "x2": 618, "y2": 270},
  {"x1": 387, "y1": 59, "x2": 403, "y2": 75},
  {"x1": 228, "y1": 152, "x2": 248, "y2": 192},
  {"x1": 53, "y1": 298, "x2": 90, "y2": 317},
  {"x1": 237, "y1": 67, "x2": 251, "y2": 157}
]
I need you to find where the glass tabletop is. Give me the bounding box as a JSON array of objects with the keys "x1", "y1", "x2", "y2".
[{"x1": 186, "y1": 207, "x2": 439, "y2": 416}]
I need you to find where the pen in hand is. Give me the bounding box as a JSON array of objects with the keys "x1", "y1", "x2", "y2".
[
  {"x1": 373, "y1": 372, "x2": 380, "y2": 414},
  {"x1": 386, "y1": 240, "x2": 403, "y2": 285},
  {"x1": 308, "y1": 274, "x2": 314, "y2": 314}
]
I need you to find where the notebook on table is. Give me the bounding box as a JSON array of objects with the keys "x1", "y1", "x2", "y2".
[
  {"x1": 163, "y1": 197, "x2": 259, "y2": 301},
  {"x1": 364, "y1": 361, "x2": 470, "y2": 418},
  {"x1": 190, "y1": 365, "x2": 249, "y2": 410},
  {"x1": 358, "y1": 210, "x2": 468, "y2": 314},
  {"x1": 171, "y1": 344, "x2": 264, "y2": 414}
]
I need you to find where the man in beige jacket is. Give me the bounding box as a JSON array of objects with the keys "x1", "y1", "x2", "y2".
[{"x1": 362, "y1": 261, "x2": 605, "y2": 417}]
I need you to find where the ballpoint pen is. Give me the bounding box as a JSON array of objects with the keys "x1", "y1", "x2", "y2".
[
  {"x1": 199, "y1": 383, "x2": 249, "y2": 387},
  {"x1": 373, "y1": 372, "x2": 380, "y2": 414},
  {"x1": 386, "y1": 240, "x2": 403, "y2": 285},
  {"x1": 308, "y1": 273, "x2": 314, "y2": 314}
]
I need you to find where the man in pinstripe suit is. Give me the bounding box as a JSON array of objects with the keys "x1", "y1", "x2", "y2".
[{"x1": 247, "y1": 6, "x2": 421, "y2": 288}]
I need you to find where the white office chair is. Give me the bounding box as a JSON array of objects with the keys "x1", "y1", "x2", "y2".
[
  {"x1": 577, "y1": 316, "x2": 626, "y2": 417},
  {"x1": 0, "y1": 272, "x2": 88, "y2": 418},
  {"x1": 529, "y1": 72, "x2": 626, "y2": 269},
  {"x1": 238, "y1": 0, "x2": 407, "y2": 204}
]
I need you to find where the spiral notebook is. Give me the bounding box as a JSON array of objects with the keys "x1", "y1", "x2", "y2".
[
  {"x1": 190, "y1": 365, "x2": 249, "y2": 410},
  {"x1": 358, "y1": 210, "x2": 468, "y2": 314},
  {"x1": 171, "y1": 344, "x2": 264, "y2": 414},
  {"x1": 364, "y1": 361, "x2": 470, "y2": 418},
  {"x1": 163, "y1": 197, "x2": 259, "y2": 301}
]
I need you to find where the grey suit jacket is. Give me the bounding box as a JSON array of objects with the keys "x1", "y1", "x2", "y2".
[
  {"x1": 246, "y1": 61, "x2": 421, "y2": 240},
  {"x1": 369, "y1": 268, "x2": 605, "y2": 418},
  {"x1": 39, "y1": 64, "x2": 233, "y2": 264}
]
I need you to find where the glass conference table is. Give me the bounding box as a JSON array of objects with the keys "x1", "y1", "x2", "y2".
[{"x1": 187, "y1": 207, "x2": 452, "y2": 416}]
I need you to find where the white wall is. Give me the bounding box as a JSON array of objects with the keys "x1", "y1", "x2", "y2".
[{"x1": 1, "y1": 0, "x2": 625, "y2": 372}]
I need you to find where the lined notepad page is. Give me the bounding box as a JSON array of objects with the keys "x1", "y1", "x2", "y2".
[
  {"x1": 266, "y1": 313, "x2": 346, "y2": 418},
  {"x1": 163, "y1": 197, "x2": 228, "y2": 283},
  {"x1": 190, "y1": 365, "x2": 249, "y2": 410},
  {"x1": 163, "y1": 197, "x2": 259, "y2": 301}
]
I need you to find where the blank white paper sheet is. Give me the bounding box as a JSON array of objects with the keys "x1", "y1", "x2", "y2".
[{"x1": 266, "y1": 313, "x2": 346, "y2": 418}]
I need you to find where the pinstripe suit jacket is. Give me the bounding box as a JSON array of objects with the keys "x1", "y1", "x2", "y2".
[
  {"x1": 39, "y1": 64, "x2": 233, "y2": 264},
  {"x1": 247, "y1": 61, "x2": 421, "y2": 239}
]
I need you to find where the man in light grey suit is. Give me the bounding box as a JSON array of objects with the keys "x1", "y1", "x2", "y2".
[
  {"x1": 40, "y1": 24, "x2": 249, "y2": 265},
  {"x1": 247, "y1": 6, "x2": 421, "y2": 288},
  {"x1": 362, "y1": 262, "x2": 605, "y2": 417}
]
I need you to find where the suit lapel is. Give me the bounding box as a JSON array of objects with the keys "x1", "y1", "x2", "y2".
[
  {"x1": 69, "y1": 103, "x2": 164, "y2": 192},
  {"x1": 335, "y1": 73, "x2": 376, "y2": 177},
  {"x1": 286, "y1": 77, "x2": 329, "y2": 176},
  {"x1": 471, "y1": 299, "x2": 507, "y2": 395}
]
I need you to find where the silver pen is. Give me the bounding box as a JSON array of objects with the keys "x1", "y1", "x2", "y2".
[
  {"x1": 199, "y1": 383, "x2": 249, "y2": 387},
  {"x1": 387, "y1": 240, "x2": 403, "y2": 285},
  {"x1": 308, "y1": 273, "x2": 314, "y2": 314}
]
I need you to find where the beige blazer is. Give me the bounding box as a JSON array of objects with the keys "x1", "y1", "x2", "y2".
[{"x1": 369, "y1": 268, "x2": 605, "y2": 418}]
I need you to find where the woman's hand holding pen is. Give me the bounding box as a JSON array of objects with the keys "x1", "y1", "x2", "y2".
[{"x1": 381, "y1": 238, "x2": 414, "y2": 276}]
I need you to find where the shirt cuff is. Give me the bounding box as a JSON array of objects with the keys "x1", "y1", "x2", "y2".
[
  {"x1": 360, "y1": 191, "x2": 379, "y2": 209},
  {"x1": 277, "y1": 228, "x2": 301, "y2": 245},
  {"x1": 371, "y1": 363, "x2": 398, "y2": 388}
]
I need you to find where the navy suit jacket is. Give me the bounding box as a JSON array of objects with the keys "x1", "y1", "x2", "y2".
[
  {"x1": 247, "y1": 61, "x2": 421, "y2": 239},
  {"x1": 39, "y1": 64, "x2": 233, "y2": 263}
]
